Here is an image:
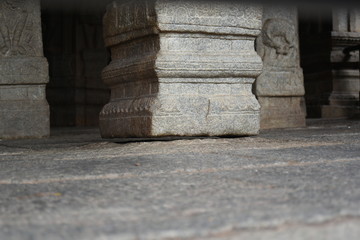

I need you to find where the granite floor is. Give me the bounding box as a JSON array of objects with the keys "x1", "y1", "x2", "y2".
[{"x1": 0, "y1": 119, "x2": 360, "y2": 240}]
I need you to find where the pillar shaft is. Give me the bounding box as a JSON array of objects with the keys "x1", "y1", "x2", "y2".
[
  {"x1": 255, "y1": 7, "x2": 306, "y2": 129},
  {"x1": 0, "y1": 0, "x2": 49, "y2": 139}
]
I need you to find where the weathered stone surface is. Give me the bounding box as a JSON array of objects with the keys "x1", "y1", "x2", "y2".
[
  {"x1": 0, "y1": 0, "x2": 44, "y2": 57},
  {"x1": 255, "y1": 7, "x2": 306, "y2": 129},
  {"x1": 332, "y1": 9, "x2": 348, "y2": 32},
  {"x1": 99, "y1": 0, "x2": 262, "y2": 138},
  {"x1": 0, "y1": 99, "x2": 49, "y2": 139},
  {"x1": 0, "y1": 0, "x2": 49, "y2": 139},
  {"x1": 0, "y1": 58, "x2": 48, "y2": 85},
  {"x1": 258, "y1": 97, "x2": 306, "y2": 129},
  {"x1": 0, "y1": 120, "x2": 360, "y2": 240},
  {"x1": 350, "y1": 9, "x2": 360, "y2": 32}
]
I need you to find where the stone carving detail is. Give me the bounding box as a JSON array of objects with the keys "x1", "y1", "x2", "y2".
[
  {"x1": 256, "y1": 16, "x2": 304, "y2": 96},
  {"x1": 156, "y1": 0, "x2": 262, "y2": 31},
  {"x1": 103, "y1": 0, "x2": 262, "y2": 46},
  {"x1": 103, "y1": 0, "x2": 157, "y2": 46},
  {"x1": 0, "y1": 0, "x2": 42, "y2": 57},
  {"x1": 255, "y1": 7, "x2": 306, "y2": 129},
  {"x1": 99, "y1": 0, "x2": 263, "y2": 138},
  {"x1": 258, "y1": 19, "x2": 297, "y2": 67}
]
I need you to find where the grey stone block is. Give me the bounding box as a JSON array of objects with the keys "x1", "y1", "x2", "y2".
[
  {"x1": 99, "y1": 0, "x2": 263, "y2": 138},
  {"x1": 0, "y1": 100, "x2": 49, "y2": 139},
  {"x1": 258, "y1": 97, "x2": 306, "y2": 129}
]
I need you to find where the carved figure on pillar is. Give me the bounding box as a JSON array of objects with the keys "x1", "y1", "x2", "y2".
[
  {"x1": 0, "y1": 0, "x2": 39, "y2": 56},
  {"x1": 260, "y1": 19, "x2": 296, "y2": 64},
  {"x1": 255, "y1": 7, "x2": 306, "y2": 129}
]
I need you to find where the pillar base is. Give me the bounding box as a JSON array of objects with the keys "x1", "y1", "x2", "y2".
[
  {"x1": 259, "y1": 97, "x2": 306, "y2": 129},
  {"x1": 100, "y1": 81, "x2": 260, "y2": 138},
  {"x1": 0, "y1": 99, "x2": 49, "y2": 139}
]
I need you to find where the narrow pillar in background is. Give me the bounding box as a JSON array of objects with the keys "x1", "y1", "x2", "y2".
[
  {"x1": 99, "y1": 0, "x2": 263, "y2": 138},
  {"x1": 321, "y1": 9, "x2": 360, "y2": 118},
  {"x1": 255, "y1": 7, "x2": 306, "y2": 129},
  {"x1": 0, "y1": 0, "x2": 49, "y2": 139}
]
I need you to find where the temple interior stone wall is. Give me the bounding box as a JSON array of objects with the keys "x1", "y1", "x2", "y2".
[
  {"x1": 324, "y1": 8, "x2": 360, "y2": 118},
  {"x1": 41, "y1": 2, "x2": 111, "y2": 127},
  {"x1": 299, "y1": 7, "x2": 333, "y2": 118},
  {"x1": 299, "y1": 7, "x2": 360, "y2": 119}
]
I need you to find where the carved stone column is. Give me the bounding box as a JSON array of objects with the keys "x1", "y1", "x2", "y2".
[
  {"x1": 255, "y1": 7, "x2": 306, "y2": 129},
  {"x1": 321, "y1": 9, "x2": 360, "y2": 118},
  {"x1": 0, "y1": 0, "x2": 49, "y2": 139},
  {"x1": 99, "y1": 0, "x2": 262, "y2": 138}
]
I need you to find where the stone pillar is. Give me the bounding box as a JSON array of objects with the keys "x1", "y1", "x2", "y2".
[
  {"x1": 0, "y1": 0, "x2": 49, "y2": 139},
  {"x1": 255, "y1": 7, "x2": 306, "y2": 129},
  {"x1": 99, "y1": 0, "x2": 263, "y2": 138},
  {"x1": 321, "y1": 9, "x2": 360, "y2": 118},
  {"x1": 350, "y1": 10, "x2": 360, "y2": 32}
]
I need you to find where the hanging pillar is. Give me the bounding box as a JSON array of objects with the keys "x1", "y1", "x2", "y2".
[
  {"x1": 99, "y1": 0, "x2": 263, "y2": 138},
  {"x1": 0, "y1": 0, "x2": 49, "y2": 139},
  {"x1": 255, "y1": 6, "x2": 306, "y2": 129},
  {"x1": 321, "y1": 9, "x2": 360, "y2": 118}
]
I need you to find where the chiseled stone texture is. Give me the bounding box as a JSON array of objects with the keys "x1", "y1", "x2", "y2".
[
  {"x1": 255, "y1": 7, "x2": 306, "y2": 129},
  {"x1": 0, "y1": 0, "x2": 49, "y2": 139},
  {"x1": 258, "y1": 97, "x2": 306, "y2": 130},
  {"x1": 0, "y1": 120, "x2": 360, "y2": 240},
  {"x1": 100, "y1": 0, "x2": 263, "y2": 138}
]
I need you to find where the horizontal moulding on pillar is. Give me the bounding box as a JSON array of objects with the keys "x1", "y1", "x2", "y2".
[{"x1": 99, "y1": 0, "x2": 263, "y2": 138}]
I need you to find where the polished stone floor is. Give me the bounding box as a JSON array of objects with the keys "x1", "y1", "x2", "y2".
[{"x1": 1, "y1": 119, "x2": 360, "y2": 240}]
